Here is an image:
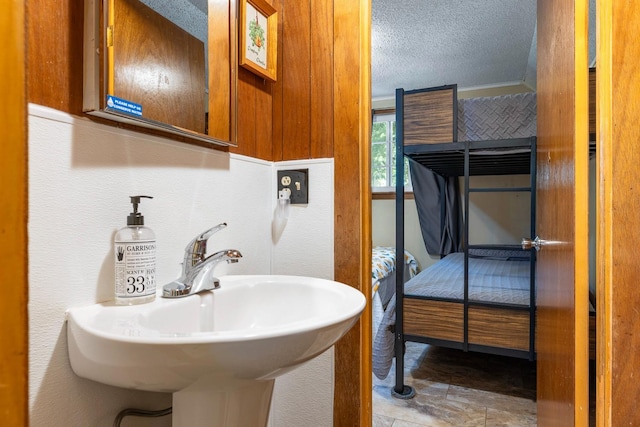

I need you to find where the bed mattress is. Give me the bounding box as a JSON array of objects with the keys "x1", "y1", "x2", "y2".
[{"x1": 404, "y1": 252, "x2": 530, "y2": 305}]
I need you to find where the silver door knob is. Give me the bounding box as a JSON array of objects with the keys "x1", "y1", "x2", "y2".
[{"x1": 522, "y1": 236, "x2": 543, "y2": 251}]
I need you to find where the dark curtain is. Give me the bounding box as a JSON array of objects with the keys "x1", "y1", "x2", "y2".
[{"x1": 408, "y1": 158, "x2": 463, "y2": 256}]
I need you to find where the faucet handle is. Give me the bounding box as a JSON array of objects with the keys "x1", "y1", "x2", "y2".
[{"x1": 184, "y1": 223, "x2": 227, "y2": 266}]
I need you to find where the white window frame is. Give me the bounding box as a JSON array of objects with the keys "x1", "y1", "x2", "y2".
[{"x1": 371, "y1": 111, "x2": 412, "y2": 193}]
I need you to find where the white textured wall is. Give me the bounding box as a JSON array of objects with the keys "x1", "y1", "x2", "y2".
[
  {"x1": 466, "y1": 175, "x2": 532, "y2": 245},
  {"x1": 28, "y1": 105, "x2": 335, "y2": 426},
  {"x1": 372, "y1": 199, "x2": 435, "y2": 270},
  {"x1": 269, "y1": 159, "x2": 335, "y2": 427}
]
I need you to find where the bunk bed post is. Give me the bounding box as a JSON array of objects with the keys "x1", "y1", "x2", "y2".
[
  {"x1": 463, "y1": 141, "x2": 470, "y2": 353},
  {"x1": 392, "y1": 88, "x2": 415, "y2": 399}
]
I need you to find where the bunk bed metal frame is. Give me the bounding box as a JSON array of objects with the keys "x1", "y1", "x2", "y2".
[{"x1": 393, "y1": 86, "x2": 537, "y2": 398}]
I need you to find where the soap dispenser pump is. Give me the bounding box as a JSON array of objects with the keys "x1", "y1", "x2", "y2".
[{"x1": 114, "y1": 195, "x2": 156, "y2": 305}]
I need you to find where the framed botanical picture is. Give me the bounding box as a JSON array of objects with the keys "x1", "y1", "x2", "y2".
[{"x1": 239, "y1": 0, "x2": 277, "y2": 82}]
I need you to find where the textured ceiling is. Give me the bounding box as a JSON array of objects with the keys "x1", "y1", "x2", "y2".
[
  {"x1": 140, "y1": 0, "x2": 208, "y2": 42},
  {"x1": 371, "y1": 0, "x2": 538, "y2": 99}
]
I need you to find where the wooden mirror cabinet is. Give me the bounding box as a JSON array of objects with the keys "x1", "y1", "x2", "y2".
[{"x1": 83, "y1": 0, "x2": 237, "y2": 147}]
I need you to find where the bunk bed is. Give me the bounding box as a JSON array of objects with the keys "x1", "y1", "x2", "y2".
[{"x1": 372, "y1": 85, "x2": 538, "y2": 398}]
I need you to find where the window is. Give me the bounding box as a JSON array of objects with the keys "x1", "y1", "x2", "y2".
[{"x1": 371, "y1": 111, "x2": 411, "y2": 192}]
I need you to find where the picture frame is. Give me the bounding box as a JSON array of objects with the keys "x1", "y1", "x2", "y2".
[{"x1": 239, "y1": 0, "x2": 277, "y2": 82}]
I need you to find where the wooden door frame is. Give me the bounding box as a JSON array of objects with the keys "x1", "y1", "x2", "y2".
[
  {"x1": 595, "y1": 2, "x2": 613, "y2": 424},
  {"x1": 333, "y1": 0, "x2": 372, "y2": 425},
  {"x1": 595, "y1": 1, "x2": 640, "y2": 425},
  {"x1": 596, "y1": 0, "x2": 613, "y2": 427},
  {"x1": 0, "y1": 0, "x2": 28, "y2": 425}
]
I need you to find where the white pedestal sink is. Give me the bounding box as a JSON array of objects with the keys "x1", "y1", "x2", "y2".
[{"x1": 66, "y1": 275, "x2": 365, "y2": 426}]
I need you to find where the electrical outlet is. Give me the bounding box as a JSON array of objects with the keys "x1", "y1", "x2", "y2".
[{"x1": 277, "y1": 169, "x2": 309, "y2": 204}]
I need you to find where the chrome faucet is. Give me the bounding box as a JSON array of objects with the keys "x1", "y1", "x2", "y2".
[{"x1": 162, "y1": 223, "x2": 242, "y2": 298}]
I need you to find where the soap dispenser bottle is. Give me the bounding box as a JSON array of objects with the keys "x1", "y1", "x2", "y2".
[{"x1": 114, "y1": 195, "x2": 156, "y2": 305}]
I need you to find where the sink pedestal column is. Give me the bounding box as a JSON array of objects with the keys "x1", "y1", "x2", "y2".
[{"x1": 172, "y1": 378, "x2": 275, "y2": 427}]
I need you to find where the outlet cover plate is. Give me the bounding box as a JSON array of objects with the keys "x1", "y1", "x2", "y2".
[{"x1": 277, "y1": 169, "x2": 308, "y2": 204}]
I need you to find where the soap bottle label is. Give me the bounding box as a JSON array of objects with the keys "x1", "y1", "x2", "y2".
[{"x1": 114, "y1": 240, "x2": 156, "y2": 298}]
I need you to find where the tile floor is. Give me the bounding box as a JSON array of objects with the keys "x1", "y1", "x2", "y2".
[{"x1": 373, "y1": 342, "x2": 538, "y2": 427}]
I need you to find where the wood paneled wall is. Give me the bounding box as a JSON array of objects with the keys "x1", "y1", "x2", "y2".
[
  {"x1": 232, "y1": 0, "x2": 334, "y2": 161},
  {"x1": 27, "y1": 0, "x2": 336, "y2": 162},
  {"x1": 28, "y1": 0, "x2": 85, "y2": 113},
  {"x1": 1, "y1": 0, "x2": 28, "y2": 425}
]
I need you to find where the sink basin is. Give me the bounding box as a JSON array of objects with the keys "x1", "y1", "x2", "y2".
[{"x1": 66, "y1": 275, "x2": 365, "y2": 426}]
